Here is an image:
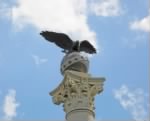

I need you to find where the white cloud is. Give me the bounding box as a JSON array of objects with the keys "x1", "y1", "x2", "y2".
[
  {"x1": 130, "y1": 15, "x2": 150, "y2": 32},
  {"x1": 90, "y1": 0, "x2": 123, "y2": 16},
  {"x1": 1, "y1": 0, "x2": 125, "y2": 51},
  {"x1": 32, "y1": 54, "x2": 48, "y2": 66},
  {"x1": 114, "y1": 85, "x2": 149, "y2": 121},
  {"x1": 3, "y1": 89, "x2": 20, "y2": 120},
  {"x1": 9, "y1": 0, "x2": 97, "y2": 49}
]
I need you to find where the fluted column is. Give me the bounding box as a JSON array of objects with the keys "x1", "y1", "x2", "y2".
[{"x1": 50, "y1": 70, "x2": 105, "y2": 121}]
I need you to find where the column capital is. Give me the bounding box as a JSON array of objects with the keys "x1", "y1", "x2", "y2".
[{"x1": 50, "y1": 70, "x2": 105, "y2": 115}]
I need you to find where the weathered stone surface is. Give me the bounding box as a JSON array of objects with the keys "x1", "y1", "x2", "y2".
[
  {"x1": 50, "y1": 70, "x2": 105, "y2": 120},
  {"x1": 60, "y1": 52, "x2": 89, "y2": 75}
]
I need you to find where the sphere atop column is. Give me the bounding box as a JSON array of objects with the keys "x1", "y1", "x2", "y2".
[{"x1": 60, "y1": 52, "x2": 89, "y2": 75}]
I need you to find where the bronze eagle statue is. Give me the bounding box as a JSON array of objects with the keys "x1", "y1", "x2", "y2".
[{"x1": 40, "y1": 31, "x2": 96, "y2": 54}]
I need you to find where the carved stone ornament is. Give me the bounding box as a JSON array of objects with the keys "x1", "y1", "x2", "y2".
[
  {"x1": 60, "y1": 52, "x2": 89, "y2": 75},
  {"x1": 50, "y1": 70, "x2": 105, "y2": 115}
]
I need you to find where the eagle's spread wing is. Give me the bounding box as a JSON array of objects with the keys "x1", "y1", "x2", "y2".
[
  {"x1": 40, "y1": 31, "x2": 73, "y2": 50},
  {"x1": 80, "y1": 40, "x2": 96, "y2": 54}
]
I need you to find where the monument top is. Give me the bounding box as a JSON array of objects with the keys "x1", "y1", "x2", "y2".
[
  {"x1": 40, "y1": 31, "x2": 97, "y2": 75},
  {"x1": 40, "y1": 31, "x2": 106, "y2": 121}
]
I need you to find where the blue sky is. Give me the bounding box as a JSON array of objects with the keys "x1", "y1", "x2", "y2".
[{"x1": 0, "y1": 0, "x2": 149, "y2": 120}]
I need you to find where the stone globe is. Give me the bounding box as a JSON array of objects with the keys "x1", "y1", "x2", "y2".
[{"x1": 60, "y1": 52, "x2": 89, "y2": 75}]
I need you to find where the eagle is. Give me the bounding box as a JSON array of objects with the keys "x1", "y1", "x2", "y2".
[{"x1": 40, "y1": 31, "x2": 96, "y2": 54}]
